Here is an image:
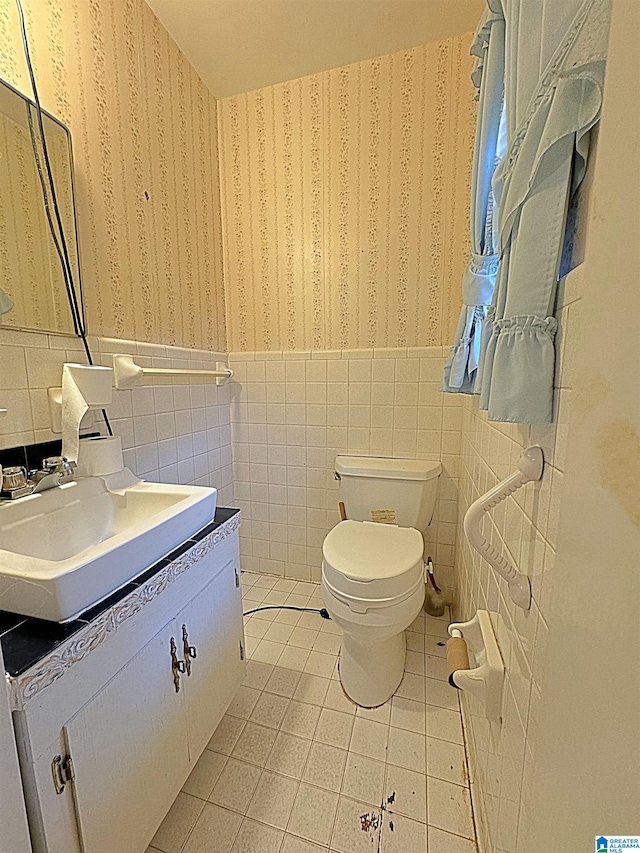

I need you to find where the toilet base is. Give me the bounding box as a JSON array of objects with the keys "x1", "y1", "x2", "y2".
[{"x1": 338, "y1": 630, "x2": 407, "y2": 707}]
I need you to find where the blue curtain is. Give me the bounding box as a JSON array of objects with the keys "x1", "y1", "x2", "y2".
[
  {"x1": 442, "y1": 4, "x2": 505, "y2": 395},
  {"x1": 444, "y1": 0, "x2": 611, "y2": 423}
]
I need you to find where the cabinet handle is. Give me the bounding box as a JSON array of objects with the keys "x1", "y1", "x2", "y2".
[
  {"x1": 51, "y1": 754, "x2": 75, "y2": 795},
  {"x1": 170, "y1": 637, "x2": 186, "y2": 692},
  {"x1": 182, "y1": 624, "x2": 197, "y2": 676}
]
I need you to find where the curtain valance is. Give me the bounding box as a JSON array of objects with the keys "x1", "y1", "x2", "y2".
[{"x1": 444, "y1": 0, "x2": 611, "y2": 422}]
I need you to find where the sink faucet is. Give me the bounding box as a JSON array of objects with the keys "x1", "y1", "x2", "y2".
[
  {"x1": 0, "y1": 456, "x2": 77, "y2": 501},
  {"x1": 31, "y1": 457, "x2": 77, "y2": 492}
]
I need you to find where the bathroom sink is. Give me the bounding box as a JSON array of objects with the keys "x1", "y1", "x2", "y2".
[{"x1": 0, "y1": 470, "x2": 217, "y2": 622}]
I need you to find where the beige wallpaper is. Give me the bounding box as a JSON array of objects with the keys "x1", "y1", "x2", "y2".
[
  {"x1": 219, "y1": 35, "x2": 475, "y2": 353},
  {"x1": 0, "y1": 0, "x2": 226, "y2": 351}
]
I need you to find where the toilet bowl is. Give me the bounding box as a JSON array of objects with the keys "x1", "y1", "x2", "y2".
[
  {"x1": 321, "y1": 455, "x2": 441, "y2": 707},
  {"x1": 322, "y1": 519, "x2": 425, "y2": 707}
]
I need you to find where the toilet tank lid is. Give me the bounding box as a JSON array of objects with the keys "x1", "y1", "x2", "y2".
[{"x1": 335, "y1": 456, "x2": 441, "y2": 481}]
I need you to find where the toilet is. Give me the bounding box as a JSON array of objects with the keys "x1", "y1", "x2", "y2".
[{"x1": 322, "y1": 455, "x2": 442, "y2": 707}]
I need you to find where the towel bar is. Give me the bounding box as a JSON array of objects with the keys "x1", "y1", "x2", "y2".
[{"x1": 112, "y1": 353, "x2": 233, "y2": 389}]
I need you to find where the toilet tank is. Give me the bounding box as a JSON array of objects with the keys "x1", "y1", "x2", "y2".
[{"x1": 335, "y1": 456, "x2": 442, "y2": 532}]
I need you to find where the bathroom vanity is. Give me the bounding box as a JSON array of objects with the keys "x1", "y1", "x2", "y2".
[{"x1": 0, "y1": 508, "x2": 244, "y2": 853}]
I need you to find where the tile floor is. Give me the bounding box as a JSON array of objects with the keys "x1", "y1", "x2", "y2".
[{"x1": 148, "y1": 572, "x2": 478, "y2": 853}]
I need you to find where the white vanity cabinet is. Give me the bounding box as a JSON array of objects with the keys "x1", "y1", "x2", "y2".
[{"x1": 7, "y1": 513, "x2": 244, "y2": 853}]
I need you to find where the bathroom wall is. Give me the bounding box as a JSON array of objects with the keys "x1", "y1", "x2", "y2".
[
  {"x1": 0, "y1": 327, "x2": 233, "y2": 504},
  {"x1": 0, "y1": 1, "x2": 232, "y2": 502},
  {"x1": 219, "y1": 35, "x2": 475, "y2": 353},
  {"x1": 453, "y1": 245, "x2": 587, "y2": 846},
  {"x1": 518, "y1": 3, "x2": 640, "y2": 840},
  {"x1": 0, "y1": 0, "x2": 225, "y2": 351},
  {"x1": 453, "y1": 16, "x2": 640, "y2": 834},
  {"x1": 220, "y1": 33, "x2": 476, "y2": 592},
  {"x1": 229, "y1": 346, "x2": 462, "y2": 591}
]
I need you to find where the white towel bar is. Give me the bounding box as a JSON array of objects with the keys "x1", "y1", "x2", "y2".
[
  {"x1": 463, "y1": 446, "x2": 544, "y2": 610},
  {"x1": 112, "y1": 354, "x2": 233, "y2": 389}
]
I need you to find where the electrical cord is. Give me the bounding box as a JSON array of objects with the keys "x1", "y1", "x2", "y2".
[
  {"x1": 16, "y1": 0, "x2": 112, "y2": 437},
  {"x1": 243, "y1": 606, "x2": 331, "y2": 619},
  {"x1": 25, "y1": 107, "x2": 83, "y2": 336},
  {"x1": 17, "y1": 1, "x2": 83, "y2": 333}
]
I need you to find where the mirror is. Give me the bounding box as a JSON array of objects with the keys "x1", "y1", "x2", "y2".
[{"x1": 0, "y1": 77, "x2": 83, "y2": 335}]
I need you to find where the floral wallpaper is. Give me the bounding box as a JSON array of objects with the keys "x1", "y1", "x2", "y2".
[
  {"x1": 219, "y1": 34, "x2": 475, "y2": 352},
  {"x1": 0, "y1": 0, "x2": 474, "y2": 355},
  {"x1": 0, "y1": 0, "x2": 226, "y2": 351}
]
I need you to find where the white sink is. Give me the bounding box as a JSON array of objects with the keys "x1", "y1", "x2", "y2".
[{"x1": 0, "y1": 470, "x2": 217, "y2": 622}]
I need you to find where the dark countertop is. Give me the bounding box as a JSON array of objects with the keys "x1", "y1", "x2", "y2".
[{"x1": 0, "y1": 507, "x2": 240, "y2": 678}]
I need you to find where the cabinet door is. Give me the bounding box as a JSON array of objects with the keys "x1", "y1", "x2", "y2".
[
  {"x1": 179, "y1": 559, "x2": 246, "y2": 760},
  {"x1": 64, "y1": 620, "x2": 189, "y2": 853}
]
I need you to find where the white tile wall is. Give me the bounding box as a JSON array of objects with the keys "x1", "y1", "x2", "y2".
[
  {"x1": 0, "y1": 329, "x2": 233, "y2": 504},
  {"x1": 229, "y1": 346, "x2": 462, "y2": 589},
  {"x1": 0, "y1": 327, "x2": 95, "y2": 448},
  {"x1": 453, "y1": 266, "x2": 583, "y2": 853}
]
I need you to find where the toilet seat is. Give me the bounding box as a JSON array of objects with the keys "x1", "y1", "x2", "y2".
[{"x1": 322, "y1": 520, "x2": 424, "y2": 612}]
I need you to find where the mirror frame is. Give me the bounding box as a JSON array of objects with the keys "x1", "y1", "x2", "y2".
[{"x1": 0, "y1": 75, "x2": 86, "y2": 338}]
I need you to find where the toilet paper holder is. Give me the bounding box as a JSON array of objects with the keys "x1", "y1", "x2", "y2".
[{"x1": 447, "y1": 610, "x2": 504, "y2": 724}]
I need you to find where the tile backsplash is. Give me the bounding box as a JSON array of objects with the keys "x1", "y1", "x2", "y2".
[
  {"x1": 229, "y1": 346, "x2": 462, "y2": 589},
  {"x1": 0, "y1": 328, "x2": 233, "y2": 505},
  {"x1": 0, "y1": 434, "x2": 99, "y2": 474}
]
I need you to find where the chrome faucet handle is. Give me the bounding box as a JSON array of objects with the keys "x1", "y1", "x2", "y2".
[
  {"x1": 0, "y1": 465, "x2": 32, "y2": 500},
  {"x1": 1, "y1": 465, "x2": 28, "y2": 491},
  {"x1": 42, "y1": 456, "x2": 68, "y2": 472},
  {"x1": 41, "y1": 456, "x2": 76, "y2": 476}
]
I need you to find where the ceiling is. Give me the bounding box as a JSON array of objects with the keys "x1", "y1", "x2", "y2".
[{"x1": 145, "y1": 0, "x2": 484, "y2": 99}]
